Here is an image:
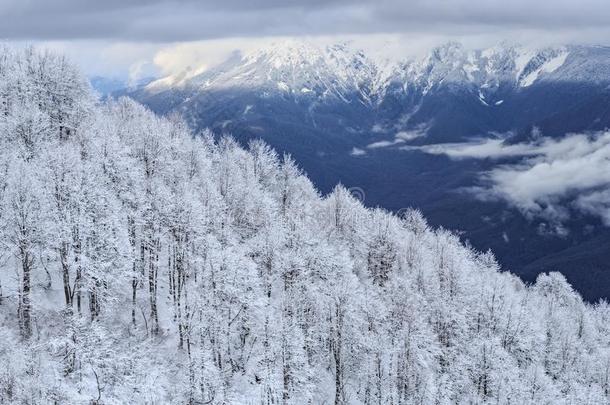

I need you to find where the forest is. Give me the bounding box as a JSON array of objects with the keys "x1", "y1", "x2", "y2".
[{"x1": 0, "y1": 47, "x2": 608, "y2": 404}]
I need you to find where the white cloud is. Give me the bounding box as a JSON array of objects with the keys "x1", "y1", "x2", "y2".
[
  {"x1": 367, "y1": 139, "x2": 401, "y2": 149},
  {"x1": 413, "y1": 138, "x2": 539, "y2": 159},
  {"x1": 575, "y1": 190, "x2": 610, "y2": 226},
  {"x1": 152, "y1": 38, "x2": 259, "y2": 76},
  {"x1": 367, "y1": 126, "x2": 428, "y2": 149},
  {"x1": 395, "y1": 130, "x2": 426, "y2": 142},
  {"x1": 350, "y1": 147, "x2": 367, "y2": 156},
  {"x1": 417, "y1": 132, "x2": 610, "y2": 225},
  {"x1": 18, "y1": 40, "x2": 161, "y2": 79}
]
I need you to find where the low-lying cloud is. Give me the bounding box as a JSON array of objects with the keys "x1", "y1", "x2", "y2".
[
  {"x1": 366, "y1": 127, "x2": 427, "y2": 149},
  {"x1": 418, "y1": 133, "x2": 610, "y2": 226},
  {"x1": 414, "y1": 138, "x2": 540, "y2": 159}
]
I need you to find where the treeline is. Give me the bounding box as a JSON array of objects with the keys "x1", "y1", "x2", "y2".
[{"x1": 0, "y1": 46, "x2": 608, "y2": 404}]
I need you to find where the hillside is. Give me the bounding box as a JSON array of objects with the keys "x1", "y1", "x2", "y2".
[{"x1": 1, "y1": 47, "x2": 609, "y2": 404}]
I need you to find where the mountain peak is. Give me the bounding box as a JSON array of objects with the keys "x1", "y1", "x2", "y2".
[{"x1": 243, "y1": 39, "x2": 326, "y2": 68}]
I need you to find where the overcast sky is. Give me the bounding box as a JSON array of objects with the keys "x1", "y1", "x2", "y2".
[{"x1": 3, "y1": 0, "x2": 610, "y2": 78}]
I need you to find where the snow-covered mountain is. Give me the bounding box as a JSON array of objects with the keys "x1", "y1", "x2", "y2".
[
  {"x1": 383, "y1": 42, "x2": 571, "y2": 101},
  {"x1": 142, "y1": 40, "x2": 606, "y2": 106},
  {"x1": 131, "y1": 40, "x2": 610, "y2": 143},
  {"x1": 145, "y1": 40, "x2": 383, "y2": 108}
]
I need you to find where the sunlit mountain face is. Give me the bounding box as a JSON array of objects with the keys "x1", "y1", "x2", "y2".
[{"x1": 122, "y1": 40, "x2": 610, "y2": 302}]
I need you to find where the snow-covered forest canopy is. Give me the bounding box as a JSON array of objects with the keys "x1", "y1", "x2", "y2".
[{"x1": 0, "y1": 46, "x2": 608, "y2": 405}]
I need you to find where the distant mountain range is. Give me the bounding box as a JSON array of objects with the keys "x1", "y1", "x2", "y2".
[
  {"x1": 128, "y1": 41, "x2": 610, "y2": 143},
  {"x1": 112, "y1": 40, "x2": 610, "y2": 301}
]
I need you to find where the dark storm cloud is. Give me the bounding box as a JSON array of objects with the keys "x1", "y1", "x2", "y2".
[{"x1": 2, "y1": 0, "x2": 609, "y2": 42}]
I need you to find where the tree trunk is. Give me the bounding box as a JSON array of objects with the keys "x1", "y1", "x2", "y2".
[
  {"x1": 128, "y1": 216, "x2": 138, "y2": 327},
  {"x1": 19, "y1": 247, "x2": 32, "y2": 339},
  {"x1": 148, "y1": 239, "x2": 160, "y2": 335},
  {"x1": 333, "y1": 303, "x2": 344, "y2": 405},
  {"x1": 89, "y1": 282, "x2": 100, "y2": 321},
  {"x1": 131, "y1": 276, "x2": 137, "y2": 326},
  {"x1": 74, "y1": 238, "x2": 82, "y2": 315},
  {"x1": 60, "y1": 243, "x2": 72, "y2": 308}
]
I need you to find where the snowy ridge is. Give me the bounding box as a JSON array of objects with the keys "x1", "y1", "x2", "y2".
[
  {"x1": 144, "y1": 40, "x2": 584, "y2": 104},
  {"x1": 148, "y1": 40, "x2": 381, "y2": 105},
  {"x1": 518, "y1": 48, "x2": 569, "y2": 87}
]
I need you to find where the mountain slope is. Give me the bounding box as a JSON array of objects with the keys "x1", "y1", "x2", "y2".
[{"x1": 1, "y1": 45, "x2": 610, "y2": 405}]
